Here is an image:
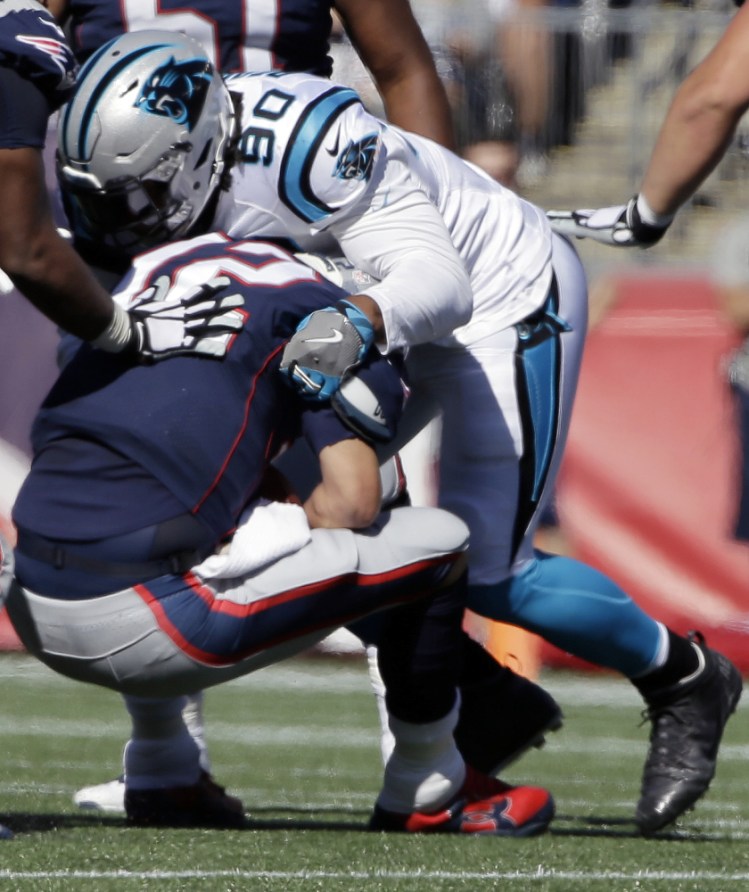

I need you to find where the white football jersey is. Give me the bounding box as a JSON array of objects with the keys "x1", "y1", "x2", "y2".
[{"x1": 217, "y1": 71, "x2": 553, "y2": 349}]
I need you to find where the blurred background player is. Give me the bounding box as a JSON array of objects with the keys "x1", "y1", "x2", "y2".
[
  {"x1": 57, "y1": 31, "x2": 743, "y2": 834},
  {"x1": 5, "y1": 234, "x2": 555, "y2": 835},
  {"x1": 546, "y1": 0, "x2": 749, "y2": 250}
]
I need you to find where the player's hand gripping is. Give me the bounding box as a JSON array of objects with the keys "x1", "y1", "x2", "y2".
[
  {"x1": 546, "y1": 195, "x2": 671, "y2": 247},
  {"x1": 280, "y1": 300, "x2": 375, "y2": 399},
  {"x1": 128, "y1": 275, "x2": 245, "y2": 360}
]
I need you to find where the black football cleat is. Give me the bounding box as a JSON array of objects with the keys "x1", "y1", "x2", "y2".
[
  {"x1": 370, "y1": 764, "x2": 554, "y2": 836},
  {"x1": 454, "y1": 663, "x2": 564, "y2": 775},
  {"x1": 125, "y1": 771, "x2": 246, "y2": 829},
  {"x1": 636, "y1": 632, "x2": 743, "y2": 835}
]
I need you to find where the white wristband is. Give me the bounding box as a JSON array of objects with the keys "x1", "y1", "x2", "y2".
[
  {"x1": 91, "y1": 302, "x2": 134, "y2": 353},
  {"x1": 636, "y1": 194, "x2": 675, "y2": 229}
]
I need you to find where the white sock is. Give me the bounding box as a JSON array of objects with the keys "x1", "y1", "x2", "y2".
[
  {"x1": 366, "y1": 645, "x2": 395, "y2": 765},
  {"x1": 123, "y1": 695, "x2": 202, "y2": 790},
  {"x1": 377, "y1": 698, "x2": 465, "y2": 814},
  {"x1": 182, "y1": 691, "x2": 211, "y2": 773}
]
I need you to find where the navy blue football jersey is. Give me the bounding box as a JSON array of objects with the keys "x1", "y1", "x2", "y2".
[
  {"x1": 64, "y1": 0, "x2": 335, "y2": 75},
  {"x1": 13, "y1": 235, "x2": 404, "y2": 544},
  {"x1": 0, "y1": 0, "x2": 77, "y2": 147},
  {"x1": 0, "y1": 0, "x2": 76, "y2": 98}
]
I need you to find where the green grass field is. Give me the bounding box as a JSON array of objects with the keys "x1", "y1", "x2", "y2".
[{"x1": 0, "y1": 652, "x2": 747, "y2": 891}]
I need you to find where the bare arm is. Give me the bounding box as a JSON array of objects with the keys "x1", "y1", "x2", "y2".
[
  {"x1": 334, "y1": 0, "x2": 456, "y2": 150},
  {"x1": 0, "y1": 147, "x2": 115, "y2": 340},
  {"x1": 45, "y1": 0, "x2": 69, "y2": 23},
  {"x1": 304, "y1": 437, "x2": 382, "y2": 529},
  {"x1": 640, "y1": 3, "x2": 749, "y2": 217}
]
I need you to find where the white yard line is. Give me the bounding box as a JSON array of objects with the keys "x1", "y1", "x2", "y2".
[{"x1": 0, "y1": 868, "x2": 748, "y2": 883}]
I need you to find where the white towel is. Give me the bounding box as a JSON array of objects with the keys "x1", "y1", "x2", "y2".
[{"x1": 192, "y1": 499, "x2": 311, "y2": 580}]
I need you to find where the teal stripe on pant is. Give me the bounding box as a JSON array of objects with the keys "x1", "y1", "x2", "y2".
[{"x1": 511, "y1": 281, "x2": 568, "y2": 559}]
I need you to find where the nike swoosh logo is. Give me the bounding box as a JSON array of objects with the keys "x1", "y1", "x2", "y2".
[
  {"x1": 304, "y1": 329, "x2": 343, "y2": 344},
  {"x1": 325, "y1": 128, "x2": 342, "y2": 157}
]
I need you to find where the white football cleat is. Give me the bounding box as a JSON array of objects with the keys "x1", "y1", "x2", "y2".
[{"x1": 73, "y1": 776, "x2": 125, "y2": 813}]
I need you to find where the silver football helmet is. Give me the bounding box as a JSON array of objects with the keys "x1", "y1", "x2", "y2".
[{"x1": 57, "y1": 30, "x2": 235, "y2": 252}]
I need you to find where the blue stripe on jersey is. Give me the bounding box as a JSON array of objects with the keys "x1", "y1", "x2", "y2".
[
  {"x1": 61, "y1": 40, "x2": 174, "y2": 163},
  {"x1": 278, "y1": 86, "x2": 359, "y2": 223}
]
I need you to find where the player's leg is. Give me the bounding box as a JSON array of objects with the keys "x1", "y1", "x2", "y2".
[
  {"x1": 350, "y1": 509, "x2": 553, "y2": 835},
  {"x1": 369, "y1": 395, "x2": 564, "y2": 771},
  {"x1": 71, "y1": 450, "x2": 407, "y2": 815},
  {"x1": 73, "y1": 690, "x2": 209, "y2": 814},
  {"x1": 402, "y1": 312, "x2": 571, "y2": 773},
  {"x1": 459, "y1": 232, "x2": 667, "y2": 676},
  {"x1": 5, "y1": 565, "x2": 246, "y2": 828},
  {"x1": 361, "y1": 622, "x2": 562, "y2": 773},
  {"x1": 120, "y1": 693, "x2": 244, "y2": 828},
  {"x1": 457, "y1": 233, "x2": 742, "y2": 831},
  {"x1": 8, "y1": 506, "x2": 546, "y2": 833}
]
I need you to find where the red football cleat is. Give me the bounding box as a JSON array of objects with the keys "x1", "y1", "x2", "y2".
[{"x1": 370, "y1": 764, "x2": 554, "y2": 836}]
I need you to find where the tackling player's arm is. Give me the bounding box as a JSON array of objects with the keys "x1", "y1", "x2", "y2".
[
  {"x1": 331, "y1": 185, "x2": 472, "y2": 353},
  {"x1": 281, "y1": 200, "x2": 470, "y2": 395},
  {"x1": 281, "y1": 99, "x2": 470, "y2": 396},
  {"x1": 334, "y1": 0, "x2": 456, "y2": 150}
]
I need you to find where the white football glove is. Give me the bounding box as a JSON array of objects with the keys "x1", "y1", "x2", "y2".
[
  {"x1": 128, "y1": 275, "x2": 245, "y2": 360},
  {"x1": 546, "y1": 196, "x2": 670, "y2": 247}
]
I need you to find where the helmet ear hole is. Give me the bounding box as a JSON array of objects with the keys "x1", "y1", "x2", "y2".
[{"x1": 57, "y1": 29, "x2": 235, "y2": 252}]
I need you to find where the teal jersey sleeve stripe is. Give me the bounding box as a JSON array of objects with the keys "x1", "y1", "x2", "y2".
[{"x1": 279, "y1": 86, "x2": 359, "y2": 223}]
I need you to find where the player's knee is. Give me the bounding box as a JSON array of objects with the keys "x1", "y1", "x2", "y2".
[{"x1": 395, "y1": 506, "x2": 470, "y2": 557}]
